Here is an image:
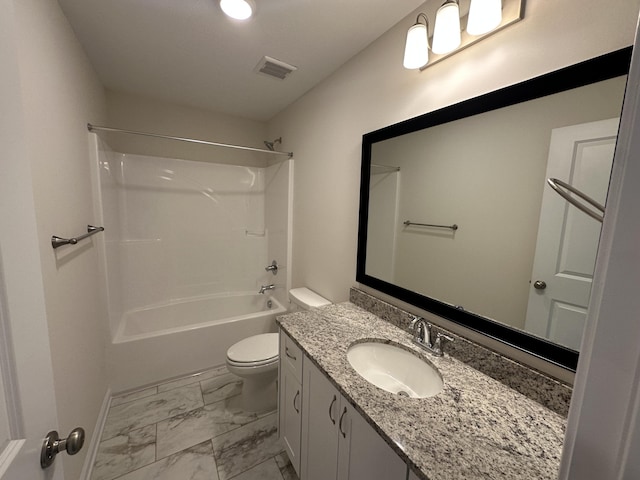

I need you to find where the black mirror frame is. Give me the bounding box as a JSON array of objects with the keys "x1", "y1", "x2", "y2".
[{"x1": 357, "y1": 47, "x2": 632, "y2": 371}]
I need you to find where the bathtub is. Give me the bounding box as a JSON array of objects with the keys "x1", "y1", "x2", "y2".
[{"x1": 107, "y1": 292, "x2": 287, "y2": 392}]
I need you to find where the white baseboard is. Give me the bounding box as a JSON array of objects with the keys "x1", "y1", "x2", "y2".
[{"x1": 79, "y1": 387, "x2": 112, "y2": 480}]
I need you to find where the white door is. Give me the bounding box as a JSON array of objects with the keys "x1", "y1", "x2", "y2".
[
  {"x1": 0, "y1": 1, "x2": 64, "y2": 477},
  {"x1": 525, "y1": 118, "x2": 619, "y2": 350}
]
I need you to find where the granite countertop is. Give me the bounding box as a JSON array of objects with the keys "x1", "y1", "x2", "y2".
[{"x1": 277, "y1": 302, "x2": 566, "y2": 480}]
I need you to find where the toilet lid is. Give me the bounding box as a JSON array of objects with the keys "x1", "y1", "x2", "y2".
[{"x1": 227, "y1": 333, "x2": 279, "y2": 364}]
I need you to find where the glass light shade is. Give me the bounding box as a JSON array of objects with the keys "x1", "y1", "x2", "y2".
[
  {"x1": 403, "y1": 23, "x2": 429, "y2": 69},
  {"x1": 220, "y1": 0, "x2": 254, "y2": 20},
  {"x1": 467, "y1": 0, "x2": 502, "y2": 35},
  {"x1": 432, "y1": 1, "x2": 462, "y2": 54}
]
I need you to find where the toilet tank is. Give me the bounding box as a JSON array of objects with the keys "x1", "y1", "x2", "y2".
[{"x1": 289, "y1": 287, "x2": 331, "y2": 312}]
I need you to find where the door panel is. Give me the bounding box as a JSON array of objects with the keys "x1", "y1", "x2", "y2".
[
  {"x1": 301, "y1": 358, "x2": 339, "y2": 480},
  {"x1": 0, "y1": 1, "x2": 63, "y2": 476}
]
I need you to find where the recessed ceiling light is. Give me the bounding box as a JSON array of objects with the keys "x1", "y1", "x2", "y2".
[{"x1": 219, "y1": 0, "x2": 254, "y2": 20}]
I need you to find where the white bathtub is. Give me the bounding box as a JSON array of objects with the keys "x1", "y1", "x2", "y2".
[{"x1": 107, "y1": 293, "x2": 287, "y2": 392}]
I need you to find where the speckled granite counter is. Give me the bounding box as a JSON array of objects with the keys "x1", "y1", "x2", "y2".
[{"x1": 277, "y1": 302, "x2": 566, "y2": 480}]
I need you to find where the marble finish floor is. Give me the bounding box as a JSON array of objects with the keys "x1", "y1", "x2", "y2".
[{"x1": 91, "y1": 366, "x2": 298, "y2": 480}]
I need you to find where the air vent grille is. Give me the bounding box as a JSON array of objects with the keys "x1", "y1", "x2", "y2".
[{"x1": 254, "y1": 56, "x2": 297, "y2": 80}]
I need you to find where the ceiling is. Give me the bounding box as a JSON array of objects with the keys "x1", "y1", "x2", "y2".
[{"x1": 57, "y1": 0, "x2": 425, "y2": 121}]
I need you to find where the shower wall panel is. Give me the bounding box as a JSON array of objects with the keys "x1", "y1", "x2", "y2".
[{"x1": 98, "y1": 151, "x2": 268, "y2": 334}]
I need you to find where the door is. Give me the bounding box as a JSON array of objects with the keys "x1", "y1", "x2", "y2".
[
  {"x1": 0, "y1": 1, "x2": 64, "y2": 477},
  {"x1": 525, "y1": 118, "x2": 619, "y2": 350}
]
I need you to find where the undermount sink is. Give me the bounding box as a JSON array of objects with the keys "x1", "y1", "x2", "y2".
[{"x1": 347, "y1": 341, "x2": 443, "y2": 398}]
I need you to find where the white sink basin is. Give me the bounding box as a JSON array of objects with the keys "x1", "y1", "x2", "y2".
[{"x1": 347, "y1": 341, "x2": 443, "y2": 398}]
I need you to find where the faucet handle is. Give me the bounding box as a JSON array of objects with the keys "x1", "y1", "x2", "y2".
[{"x1": 434, "y1": 332, "x2": 454, "y2": 355}]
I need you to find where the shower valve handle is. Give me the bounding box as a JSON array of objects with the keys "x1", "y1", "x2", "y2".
[{"x1": 265, "y1": 260, "x2": 278, "y2": 275}]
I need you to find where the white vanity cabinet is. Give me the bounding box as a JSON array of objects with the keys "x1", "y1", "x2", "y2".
[
  {"x1": 279, "y1": 331, "x2": 303, "y2": 476},
  {"x1": 300, "y1": 354, "x2": 407, "y2": 480}
]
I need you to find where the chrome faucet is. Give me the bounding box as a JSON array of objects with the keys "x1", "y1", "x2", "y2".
[
  {"x1": 259, "y1": 284, "x2": 275, "y2": 294},
  {"x1": 410, "y1": 316, "x2": 454, "y2": 357}
]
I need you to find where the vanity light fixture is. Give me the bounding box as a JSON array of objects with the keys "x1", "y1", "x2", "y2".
[
  {"x1": 403, "y1": 14, "x2": 430, "y2": 69},
  {"x1": 432, "y1": 0, "x2": 461, "y2": 55},
  {"x1": 219, "y1": 0, "x2": 255, "y2": 20},
  {"x1": 467, "y1": 0, "x2": 502, "y2": 35},
  {"x1": 403, "y1": 0, "x2": 523, "y2": 70}
]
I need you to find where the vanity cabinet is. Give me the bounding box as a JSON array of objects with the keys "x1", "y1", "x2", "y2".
[
  {"x1": 279, "y1": 329, "x2": 407, "y2": 480},
  {"x1": 279, "y1": 331, "x2": 303, "y2": 476},
  {"x1": 300, "y1": 354, "x2": 407, "y2": 480}
]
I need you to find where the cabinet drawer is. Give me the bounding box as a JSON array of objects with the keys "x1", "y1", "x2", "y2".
[{"x1": 280, "y1": 330, "x2": 303, "y2": 382}]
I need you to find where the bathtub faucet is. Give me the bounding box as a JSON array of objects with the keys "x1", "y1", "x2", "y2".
[{"x1": 259, "y1": 284, "x2": 276, "y2": 294}]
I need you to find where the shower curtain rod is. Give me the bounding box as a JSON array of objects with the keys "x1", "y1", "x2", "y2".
[{"x1": 87, "y1": 124, "x2": 294, "y2": 158}]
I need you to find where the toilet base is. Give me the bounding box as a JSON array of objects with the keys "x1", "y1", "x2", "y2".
[
  {"x1": 227, "y1": 361, "x2": 278, "y2": 413},
  {"x1": 239, "y1": 374, "x2": 277, "y2": 413}
]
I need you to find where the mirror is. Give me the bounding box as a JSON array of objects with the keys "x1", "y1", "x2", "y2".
[{"x1": 357, "y1": 48, "x2": 631, "y2": 371}]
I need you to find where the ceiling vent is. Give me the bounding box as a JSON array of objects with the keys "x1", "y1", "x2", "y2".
[{"x1": 254, "y1": 56, "x2": 297, "y2": 80}]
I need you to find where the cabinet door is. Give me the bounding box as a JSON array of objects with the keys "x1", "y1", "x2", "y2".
[
  {"x1": 337, "y1": 401, "x2": 408, "y2": 480},
  {"x1": 281, "y1": 366, "x2": 302, "y2": 475},
  {"x1": 301, "y1": 357, "x2": 340, "y2": 480},
  {"x1": 279, "y1": 331, "x2": 303, "y2": 475}
]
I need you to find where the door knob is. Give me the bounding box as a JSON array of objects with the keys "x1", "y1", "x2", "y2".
[
  {"x1": 41, "y1": 427, "x2": 85, "y2": 469},
  {"x1": 533, "y1": 280, "x2": 547, "y2": 290}
]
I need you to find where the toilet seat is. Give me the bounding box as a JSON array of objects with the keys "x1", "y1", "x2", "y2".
[{"x1": 226, "y1": 333, "x2": 279, "y2": 367}]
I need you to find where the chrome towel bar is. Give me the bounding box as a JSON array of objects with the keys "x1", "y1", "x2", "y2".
[
  {"x1": 403, "y1": 221, "x2": 458, "y2": 231},
  {"x1": 547, "y1": 178, "x2": 604, "y2": 223},
  {"x1": 52, "y1": 225, "x2": 105, "y2": 249}
]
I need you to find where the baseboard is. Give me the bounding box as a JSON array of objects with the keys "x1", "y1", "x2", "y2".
[{"x1": 79, "y1": 387, "x2": 111, "y2": 480}]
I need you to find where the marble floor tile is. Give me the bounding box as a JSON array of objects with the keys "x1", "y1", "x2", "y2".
[
  {"x1": 156, "y1": 394, "x2": 266, "y2": 459},
  {"x1": 103, "y1": 383, "x2": 204, "y2": 440},
  {"x1": 201, "y1": 372, "x2": 243, "y2": 405},
  {"x1": 230, "y1": 458, "x2": 284, "y2": 480},
  {"x1": 158, "y1": 365, "x2": 228, "y2": 393},
  {"x1": 211, "y1": 412, "x2": 283, "y2": 480},
  {"x1": 91, "y1": 424, "x2": 156, "y2": 480},
  {"x1": 115, "y1": 441, "x2": 218, "y2": 480},
  {"x1": 274, "y1": 452, "x2": 299, "y2": 480},
  {"x1": 111, "y1": 387, "x2": 158, "y2": 408}
]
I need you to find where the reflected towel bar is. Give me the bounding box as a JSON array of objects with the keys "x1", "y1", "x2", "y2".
[
  {"x1": 52, "y1": 225, "x2": 105, "y2": 249},
  {"x1": 547, "y1": 178, "x2": 604, "y2": 223},
  {"x1": 403, "y1": 221, "x2": 458, "y2": 231}
]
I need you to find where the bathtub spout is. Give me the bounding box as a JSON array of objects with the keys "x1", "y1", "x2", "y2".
[{"x1": 259, "y1": 284, "x2": 275, "y2": 294}]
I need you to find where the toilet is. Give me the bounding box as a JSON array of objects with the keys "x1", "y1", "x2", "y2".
[{"x1": 225, "y1": 287, "x2": 331, "y2": 413}]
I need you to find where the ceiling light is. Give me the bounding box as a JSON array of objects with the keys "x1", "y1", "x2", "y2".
[
  {"x1": 403, "y1": 14, "x2": 430, "y2": 70},
  {"x1": 220, "y1": 0, "x2": 254, "y2": 20},
  {"x1": 432, "y1": 0, "x2": 462, "y2": 55},
  {"x1": 467, "y1": 0, "x2": 503, "y2": 35}
]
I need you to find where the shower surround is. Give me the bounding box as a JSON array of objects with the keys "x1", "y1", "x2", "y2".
[{"x1": 90, "y1": 134, "x2": 292, "y2": 392}]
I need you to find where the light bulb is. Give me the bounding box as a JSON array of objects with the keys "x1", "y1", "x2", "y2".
[
  {"x1": 432, "y1": 0, "x2": 461, "y2": 55},
  {"x1": 467, "y1": 0, "x2": 502, "y2": 35},
  {"x1": 220, "y1": 0, "x2": 254, "y2": 20},
  {"x1": 403, "y1": 23, "x2": 429, "y2": 69}
]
